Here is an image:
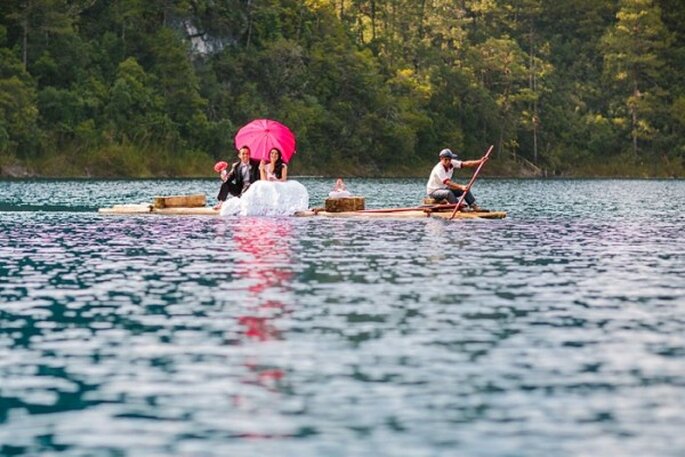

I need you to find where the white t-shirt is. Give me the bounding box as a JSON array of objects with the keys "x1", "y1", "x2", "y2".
[{"x1": 426, "y1": 159, "x2": 463, "y2": 194}]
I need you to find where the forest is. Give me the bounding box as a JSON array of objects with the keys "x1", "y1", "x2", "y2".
[{"x1": 0, "y1": 0, "x2": 684, "y2": 178}]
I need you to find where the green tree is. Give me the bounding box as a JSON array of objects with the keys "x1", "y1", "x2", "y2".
[
  {"x1": 600, "y1": 0, "x2": 672, "y2": 155},
  {"x1": 470, "y1": 36, "x2": 530, "y2": 158},
  {"x1": 0, "y1": 46, "x2": 38, "y2": 158},
  {"x1": 105, "y1": 57, "x2": 171, "y2": 145},
  {"x1": 149, "y1": 27, "x2": 207, "y2": 142}
]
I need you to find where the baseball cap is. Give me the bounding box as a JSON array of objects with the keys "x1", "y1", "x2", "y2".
[{"x1": 439, "y1": 148, "x2": 458, "y2": 159}]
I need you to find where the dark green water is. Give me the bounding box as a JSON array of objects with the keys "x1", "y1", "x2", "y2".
[{"x1": 1, "y1": 178, "x2": 684, "y2": 456}]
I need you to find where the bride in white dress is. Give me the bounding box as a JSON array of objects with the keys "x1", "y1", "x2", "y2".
[{"x1": 220, "y1": 148, "x2": 309, "y2": 216}]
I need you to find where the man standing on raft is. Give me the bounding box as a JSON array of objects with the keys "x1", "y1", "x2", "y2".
[{"x1": 426, "y1": 148, "x2": 487, "y2": 211}]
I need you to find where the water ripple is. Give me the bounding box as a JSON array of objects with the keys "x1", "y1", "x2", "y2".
[{"x1": 0, "y1": 179, "x2": 684, "y2": 456}]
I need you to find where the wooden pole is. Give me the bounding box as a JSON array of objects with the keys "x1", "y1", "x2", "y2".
[{"x1": 449, "y1": 145, "x2": 494, "y2": 220}]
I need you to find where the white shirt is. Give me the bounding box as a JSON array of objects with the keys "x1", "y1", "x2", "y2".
[{"x1": 426, "y1": 159, "x2": 463, "y2": 194}]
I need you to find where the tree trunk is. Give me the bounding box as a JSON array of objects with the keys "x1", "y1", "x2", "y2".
[
  {"x1": 370, "y1": 0, "x2": 376, "y2": 42},
  {"x1": 389, "y1": 0, "x2": 397, "y2": 67},
  {"x1": 533, "y1": 111, "x2": 538, "y2": 163},
  {"x1": 415, "y1": 0, "x2": 426, "y2": 70},
  {"x1": 502, "y1": 77, "x2": 512, "y2": 160},
  {"x1": 632, "y1": 77, "x2": 639, "y2": 156},
  {"x1": 22, "y1": 0, "x2": 30, "y2": 68},
  {"x1": 632, "y1": 106, "x2": 638, "y2": 155},
  {"x1": 417, "y1": 0, "x2": 426, "y2": 40},
  {"x1": 529, "y1": 25, "x2": 538, "y2": 164},
  {"x1": 246, "y1": 0, "x2": 253, "y2": 48}
]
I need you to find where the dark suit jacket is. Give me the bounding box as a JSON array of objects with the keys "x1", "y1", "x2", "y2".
[
  {"x1": 218, "y1": 159, "x2": 261, "y2": 200},
  {"x1": 231, "y1": 159, "x2": 260, "y2": 190}
]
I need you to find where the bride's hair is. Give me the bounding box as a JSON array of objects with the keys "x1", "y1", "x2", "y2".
[{"x1": 271, "y1": 148, "x2": 284, "y2": 178}]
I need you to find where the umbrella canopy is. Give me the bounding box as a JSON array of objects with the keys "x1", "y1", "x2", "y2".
[{"x1": 234, "y1": 119, "x2": 296, "y2": 163}]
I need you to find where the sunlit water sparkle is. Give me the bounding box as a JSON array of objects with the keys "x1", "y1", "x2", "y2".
[{"x1": 1, "y1": 178, "x2": 684, "y2": 456}]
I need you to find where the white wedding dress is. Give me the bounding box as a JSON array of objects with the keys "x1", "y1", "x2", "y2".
[{"x1": 220, "y1": 180, "x2": 309, "y2": 217}]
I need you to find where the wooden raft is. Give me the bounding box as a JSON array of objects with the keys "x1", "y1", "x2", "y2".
[
  {"x1": 297, "y1": 209, "x2": 506, "y2": 219},
  {"x1": 99, "y1": 193, "x2": 217, "y2": 215},
  {"x1": 98, "y1": 203, "x2": 217, "y2": 215},
  {"x1": 98, "y1": 194, "x2": 505, "y2": 219}
]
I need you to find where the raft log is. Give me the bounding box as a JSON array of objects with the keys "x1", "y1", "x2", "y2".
[{"x1": 153, "y1": 194, "x2": 206, "y2": 209}]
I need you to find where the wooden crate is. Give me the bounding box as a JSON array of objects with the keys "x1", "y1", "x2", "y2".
[
  {"x1": 324, "y1": 196, "x2": 365, "y2": 212},
  {"x1": 153, "y1": 194, "x2": 206, "y2": 208}
]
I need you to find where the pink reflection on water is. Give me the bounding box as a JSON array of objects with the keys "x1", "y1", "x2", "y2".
[
  {"x1": 230, "y1": 218, "x2": 293, "y2": 431},
  {"x1": 232, "y1": 217, "x2": 293, "y2": 342}
]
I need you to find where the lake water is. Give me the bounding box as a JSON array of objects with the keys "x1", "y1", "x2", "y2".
[{"x1": 1, "y1": 178, "x2": 684, "y2": 456}]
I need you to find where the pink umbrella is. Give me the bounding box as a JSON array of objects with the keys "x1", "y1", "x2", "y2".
[{"x1": 234, "y1": 119, "x2": 297, "y2": 163}]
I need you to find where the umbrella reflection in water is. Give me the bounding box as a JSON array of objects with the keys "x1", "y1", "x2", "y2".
[{"x1": 229, "y1": 217, "x2": 295, "y2": 436}]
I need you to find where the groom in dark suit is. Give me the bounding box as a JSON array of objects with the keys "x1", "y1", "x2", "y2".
[{"x1": 215, "y1": 146, "x2": 260, "y2": 209}]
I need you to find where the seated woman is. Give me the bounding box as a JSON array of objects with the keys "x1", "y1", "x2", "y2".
[
  {"x1": 220, "y1": 148, "x2": 308, "y2": 217},
  {"x1": 259, "y1": 148, "x2": 288, "y2": 181}
]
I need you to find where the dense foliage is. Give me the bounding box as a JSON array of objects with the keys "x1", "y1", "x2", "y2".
[{"x1": 0, "y1": 0, "x2": 683, "y2": 177}]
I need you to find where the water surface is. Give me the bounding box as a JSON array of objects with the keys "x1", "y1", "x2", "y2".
[{"x1": 1, "y1": 178, "x2": 684, "y2": 456}]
